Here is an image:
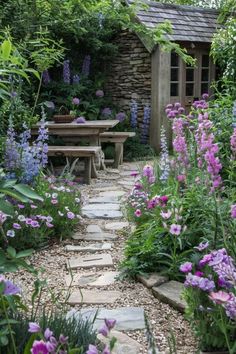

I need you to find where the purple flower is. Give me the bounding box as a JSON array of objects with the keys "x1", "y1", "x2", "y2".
[
  {"x1": 104, "y1": 318, "x2": 116, "y2": 330},
  {"x1": 231, "y1": 205, "x2": 236, "y2": 219},
  {"x1": 169, "y1": 224, "x2": 181, "y2": 236},
  {"x1": 59, "y1": 334, "x2": 68, "y2": 344},
  {"x1": 86, "y1": 344, "x2": 98, "y2": 354},
  {"x1": 102, "y1": 107, "x2": 112, "y2": 116},
  {"x1": 44, "y1": 328, "x2": 53, "y2": 340},
  {"x1": 73, "y1": 74, "x2": 80, "y2": 84},
  {"x1": 13, "y1": 223, "x2": 21, "y2": 230},
  {"x1": 130, "y1": 99, "x2": 138, "y2": 129},
  {"x1": 30, "y1": 220, "x2": 40, "y2": 228},
  {"x1": 0, "y1": 212, "x2": 7, "y2": 225},
  {"x1": 72, "y1": 97, "x2": 80, "y2": 105},
  {"x1": 194, "y1": 241, "x2": 209, "y2": 251},
  {"x1": 184, "y1": 273, "x2": 215, "y2": 292},
  {"x1": 199, "y1": 254, "x2": 212, "y2": 267},
  {"x1": 95, "y1": 90, "x2": 104, "y2": 97},
  {"x1": 46, "y1": 222, "x2": 54, "y2": 228},
  {"x1": 98, "y1": 324, "x2": 109, "y2": 337},
  {"x1": 10, "y1": 91, "x2": 17, "y2": 98},
  {"x1": 134, "y1": 209, "x2": 142, "y2": 217},
  {"x1": 116, "y1": 112, "x2": 126, "y2": 122},
  {"x1": 75, "y1": 117, "x2": 86, "y2": 124},
  {"x1": 31, "y1": 340, "x2": 49, "y2": 354},
  {"x1": 102, "y1": 346, "x2": 111, "y2": 354},
  {"x1": 67, "y1": 211, "x2": 75, "y2": 219},
  {"x1": 180, "y1": 262, "x2": 192, "y2": 273},
  {"x1": 143, "y1": 164, "x2": 154, "y2": 178},
  {"x1": 28, "y1": 322, "x2": 41, "y2": 333},
  {"x1": 202, "y1": 93, "x2": 209, "y2": 100},
  {"x1": 2, "y1": 279, "x2": 20, "y2": 295}
]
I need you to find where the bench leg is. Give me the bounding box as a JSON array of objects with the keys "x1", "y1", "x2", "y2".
[
  {"x1": 114, "y1": 143, "x2": 123, "y2": 168},
  {"x1": 91, "y1": 157, "x2": 98, "y2": 178},
  {"x1": 84, "y1": 157, "x2": 92, "y2": 184}
]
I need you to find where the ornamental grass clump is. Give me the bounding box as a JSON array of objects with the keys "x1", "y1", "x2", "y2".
[{"x1": 182, "y1": 247, "x2": 236, "y2": 353}]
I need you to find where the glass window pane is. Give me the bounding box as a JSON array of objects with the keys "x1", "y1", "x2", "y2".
[
  {"x1": 202, "y1": 55, "x2": 209, "y2": 67},
  {"x1": 171, "y1": 68, "x2": 178, "y2": 81},
  {"x1": 186, "y1": 83, "x2": 194, "y2": 96},
  {"x1": 186, "y1": 68, "x2": 194, "y2": 82},
  {"x1": 201, "y1": 83, "x2": 209, "y2": 94},
  {"x1": 171, "y1": 52, "x2": 179, "y2": 67},
  {"x1": 171, "y1": 83, "x2": 178, "y2": 96},
  {"x1": 201, "y1": 69, "x2": 209, "y2": 82}
]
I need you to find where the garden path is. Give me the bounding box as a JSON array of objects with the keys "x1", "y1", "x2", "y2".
[{"x1": 63, "y1": 162, "x2": 197, "y2": 354}]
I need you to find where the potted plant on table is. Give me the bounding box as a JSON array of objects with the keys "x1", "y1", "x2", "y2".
[{"x1": 181, "y1": 247, "x2": 236, "y2": 354}]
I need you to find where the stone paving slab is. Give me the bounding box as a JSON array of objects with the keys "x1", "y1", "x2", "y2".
[
  {"x1": 82, "y1": 203, "x2": 120, "y2": 211},
  {"x1": 98, "y1": 330, "x2": 142, "y2": 354},
  {"x1": 99, "y1": 175, "x2": 120, "y2": 180},
  {"x1": 89, "y1": 196, "x2": 120, "y2": 204},
  {"x1": 152, "y1": 281, "x2": 186, "y2": 313},
  {"x1": 120, "y1": 171, "x2": 138, "y2": 177},
  {"x1": 65, "y1": 243, "x2": 112, "y2": 253},
  {"x1": 105, "y1": 222, "x2": 129, "y2": 231},
  {"x1": 94, "y1": 186, "x2": 121, "y2": 192},
  {"x1": 99, "y1": 191, "x2": 126, "y2": 197},
  {"x1": 86, "y1": 224, "x2": 102, "y2": 233},
  {"x1": 67, "y1": 307, "x2": 146, "y2": 331},
  {"x1": 72, "y1": 232, "x2": 118, "y2": 241},
  {"x1": 67, "y1": 253, "x2": 113, "y2": 269},
  {"x1": 82, "y1": 209, "x2": 123, "y2": 219},
  {"x1": 68, "y1": 289, "x2": 121, "y2": 305},
  {"x1": 107, "y1": 169, "x2": 120, "y2": 174},
  {"x1": 65, "y1": 271, "x2": 120, "y2": 287},
  {"x1": 137, "y1": 273, "x2": 168, "y2": 288},
  {"x1": 118, "y1": 180, "x2": 134, "y2": 187}
]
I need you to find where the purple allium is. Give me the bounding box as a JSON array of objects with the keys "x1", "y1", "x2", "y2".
[
  {"x1": 180, "y1": 262, "x2": 193, "y2": 273},
  {"x1": 86, "y1": 344, "x2": 98, "y2": 354},
  {"x1": 42, "y1": 70, "x2": 51, "y2": 85},
  {"x1": 72, "y1": 97, "x2": 80, "y2": 105},
  {"x1": 202, "y1": 93, "x2": 209, "y2": 100},
  {"x1": 31, "y1": 340, "x2": 49, "y2": 354},
  {"x1": 28, "y1": 322, "x2": 41, "y2": 333},
  {"x1": 169, "y1": 224, "x2": 181, "y2": 236},
  {"x1": 63, "y1": 60, "x2": 70, "y2": 84},
  {"x1": 75, "y1": 116, "x2": 86, "y2": 124},
  {"x1": 102, "y1": 107, "x2": 112, "y2": 116},
  {"x1": 116, "y1": 112, "x2": 126, "y2": 122},
  {"x1": 95, "y1": 90, "x2": 104, "y2": 97},
  {"x1": 82, "y1": 55, "x2": 91, "y2": 77}
]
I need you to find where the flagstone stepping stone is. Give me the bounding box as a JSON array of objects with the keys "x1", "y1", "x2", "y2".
[
  {"x1": 94, "y1": 186, "x2": 121, "y2": 192},
  {"x1": 67, "y1": 253, "x2": 113, "y2": 269},
  {"x1": 107, "y1": 169, "x2": 120, "y2": 174},
  {"x1": 82, "y1": 203, "x2": 120, "y2": 211},
  {"x1": 118, "y1": 180, "x2": 134, "y2": 187},
  {"x1": 82, "y1": 209, "x2": 123, "y2": 219},
  {"x1": 105, "y1": 222, "x2": 129, "y2": 231},
  {"x1": 98, "y1": 330, "x2": 141, "y2": 354},
  {"x1": 89, "y1": 196, "x2": 119, "y2": 204},
  {"x1": 65, "y1": 271, "x2": 120, "y2": 287},
  {"x1": 65, "y1": 243, "x2": 112, "y2": 253},
  {"x1": 99, "y1": 175, "x2": 120, "y2": 180},
  {"x1": 72, "y1": 232, "x2": 118, "y2": 241},
  {"x1": 68, "y1": 289, "x2": 121, "y2": 305},
  {"x1": 152, "y1": 280, "x2": 186, "y2": 313},
  {"x1": 137, "y1": 273, "x2": 168, "y2": 288},
  {"x1": 99, "y1": 191, "x2": 126, "y2": 197},
  {"x1": 67, "y1": 307, "x2": 145, "y2": 331},
  {"x1": 86, "y1": 224, "x2": 102, "y2": 233},
  {"x1": 120, "y1": 171, "x2": 139, "y2": 177}
]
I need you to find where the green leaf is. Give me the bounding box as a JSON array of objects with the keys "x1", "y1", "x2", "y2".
[
  {"x1": 12, "y1": 184, "x2": 43, "y2": 201},
  {"x1": 23, "y1": 333, "x2": 38, "y2": 354},
  {"x1": 16, "y1": 249, "x2": 33, "y2": 259},
  {"x1": 6, "y1": 247, "x2": 16, "y2": 258},
  {"x1": 0, "y1": 335, "x2": 8, "y2": 346},
  {"x1": 0, "y1": 199, "x2": 14, "y2": 215},
  {"x1": 0, "y1": 188, "x2": 29, "y2": 203},
  {"x1": 1, "y1": 40, "x2": 12, "y2": 60}
]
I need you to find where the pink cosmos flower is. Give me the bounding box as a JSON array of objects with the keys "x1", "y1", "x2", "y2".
[
  {"x1": 51, "y1": 199, "x2": 58, "y2": 205},
  {"x1": 160, "y1": 210, "x2": 172, "y2": 219},
  {"x1": 209, "y1": 291, "x2": 231, "y2": 304},
  {"x1": 31, "y1": 340, "x2": 49, "y2": 354},
  {"x1": 180, "y1": 262, "x2": 192, "y2": 273},
  {"x1": 169, "y1": 224, "x2": 181, "y2": 235},
  {"x1": 134, "y1": 209, "x2": 142, "y2": 217}
]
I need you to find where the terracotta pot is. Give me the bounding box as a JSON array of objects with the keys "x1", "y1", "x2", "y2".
[{"x1": 53, "y1": 115, "x2": 74, "y2": 123}]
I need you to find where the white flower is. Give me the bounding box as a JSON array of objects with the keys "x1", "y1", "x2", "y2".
[
  {"x1": 45, "y1": 193, "x2": 51, "y2": 198},
  {"x1": 18, "y1": 215, "x2": 25, "y2": 222},
  {"x1": 65, "y1": 206, "x2": 70, "y2": 211},
  {"x1": 47, "y1": 216, "x2": 53, "y2": 222},
  {"x1": 75, "y1": 198, "x2": 80, "y2": 203},
  {"x1": 7, "y1": 230, "x2": 15, "y2": 237},
  {"x1": 52, "y1": 193, "x2": 58, "y2": 199},
  {"x1": 58, "y1": 211, "x2": 64, "y2": 216}
]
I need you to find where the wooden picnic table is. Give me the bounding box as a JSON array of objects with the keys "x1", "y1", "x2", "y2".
[{"x1": 31, "y1": 120, "x2": 119, "y2": 145}]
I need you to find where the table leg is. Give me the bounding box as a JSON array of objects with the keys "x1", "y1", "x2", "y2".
[
  {"x1": 91, "y1": 157, "x2": 98, "y2": 178},
  {"x1": 114, "y1": 143, "x2": 123, "y2": 168},
  {"x1": 84, "y1": 157, "x2": 92, "y2": 184}
]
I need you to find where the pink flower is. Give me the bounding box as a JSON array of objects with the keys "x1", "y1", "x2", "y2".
[
  {"x1": 160, "y1": 210, "x2": 172, "y2": 219},
  {"x1": 130, "y1": 171, "x2": 139, "y2": 177},
  {"x1": 18, "y1": 204, "x2": 25, "y2": 209},
  {"x1": 199, "y1": 254, "x2": 212, "y2": 267},
  {"x1": 86, "y1": 344, "x2": 99, "y2": 354},
  {"x1": 28, "y1": 322, "x2": 41, "y2": 333},
  {"x1": 46, "y1": 222, "x2": 54, "y2": 228},
  {"x1": 143, "y1": 164, "x2": 154, "y2": 178},
  {"x1": 148, "y1": 176, "x2": 156, "y2": 184},
  {"x1": 72, "y1": 97, "x2": 80, "y2": 105},
  {"x1": 31, "y1": 340, "x2": 49, "y2": 354},
  {"x1": 180, "y1": 262, "x2": 192, "y2": 273},
  {"x1": 98, "y1": 324, "x2": 109, "y2": 337},
  {"x1": 0, "y1": 211, "x2": 7, "y2": 225},
  {"x1": 195, "y1": 271, "x2": 204, "y2": 277},
  {"x1": 51, "y1": 199, "x2": 58, "y2": 205},
  {"x1": 209, "y1": 291, "x2": 231, "y2": 304},
  {"x1": 134, "y1": 209, "x2": 142, "y2": 217},
  {"x1": 231, "y1": 205, "x2": 236, "y2": 219},
  {"x1": 177, "y1": 174, "x2": 186, "y2": 182},
  {"x1": 169, "y1": 224, "x2": 181, "y2": 235},
  {"x1": 13, "y1": 223, "x2": 21, "y2": 230},
  {"x1": 95, "y1": 90, "x2": 104, "y2": 97},
  {"x1": 159, "y1": 195, "x2": 168, "y2": 206},
  {"x1": 44, "y1": 328, "x2": 53, "y2": 340},
  {"x1": 67, "y1": 211, "x2": 75, "y2": 219}
]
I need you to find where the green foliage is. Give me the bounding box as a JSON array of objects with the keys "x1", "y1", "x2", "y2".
[{"x1": 0, "y1": 247, "x2": 34, "y2": 273}]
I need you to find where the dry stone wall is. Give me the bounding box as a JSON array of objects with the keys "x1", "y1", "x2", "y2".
[{"x1": 105, "y1": 31, "x2": 152, "y2": 128}]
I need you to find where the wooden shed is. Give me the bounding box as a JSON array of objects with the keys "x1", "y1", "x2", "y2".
[{"x1": 106, "y1": 0, "x2": 219, "y2": 151}]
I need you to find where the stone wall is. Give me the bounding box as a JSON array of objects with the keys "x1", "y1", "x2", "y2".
[{"x1": 105, "y1": 31, "x2": 152, "y2": 128}]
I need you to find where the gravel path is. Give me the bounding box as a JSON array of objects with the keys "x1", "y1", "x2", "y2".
[{"x1": 12, "y1": 162, "x2": 197, "y2": 353}]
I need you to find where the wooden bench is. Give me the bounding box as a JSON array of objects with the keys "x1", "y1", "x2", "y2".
[
  {"x1": 47, "y1": 146, "x2": 101, "y2": 184},
  {"x1": 100, "y1": 132, "x2": 136, "y2": 168}
]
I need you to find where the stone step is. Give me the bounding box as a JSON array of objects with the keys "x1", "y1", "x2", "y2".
[
  {"x1": 152, "y1": 280, "x2": 186, "y2": 313},
  {"x1": 67, "y1": 253, "x2": 113, "y2": 270},
  {"x1": 89, "y1": 196, "x2": 120, "y2": 204},
  {"x1": 65, "y1": 243, "x2": 112, "y2": 253},
  {"x1": 68, "y1": 289, "x2": 121, "y2": 305},
  {"x1": 137, "y1": 273, "x2": 169, "y2": 289},
  {"x1": 82, "y1": 209, "x2": 123, "y2": 219},
  {"x1": 82, "y1": 203, "x2": 120, "y2": 211},
  {"x1": 98, "y1": 175, "x2": 120, "y2": 180},
  {"x1": 67, "y1": 307, "x2": 146, "y2": 331},
  {"x1": 72, "y1": 232, "x2": 118, "y2": 241},
  {"x1": 118, "y1": 180, "x2": 134, "y2": 187},
  {"x1": 65, "y1": 271, "x2": 120, "y2": 287},
  {"x1": 107, "y1": 168, "x2": 120, "y2": 174},
  {"x1": 105, "y1": 221, "x2": 129, "y2": 231},
  {"x1": 99, "y1": 191, "x2": 126, "y2": 198},
  {"x1": 120, "y1": 171, "x2": 138, "y2": 177},
  {"x1": 98, "y1": 330, "x2": 142, "y2": 354},
  {"x1": 86, "y1": 224, "x2": 103, "y2": 233}
]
